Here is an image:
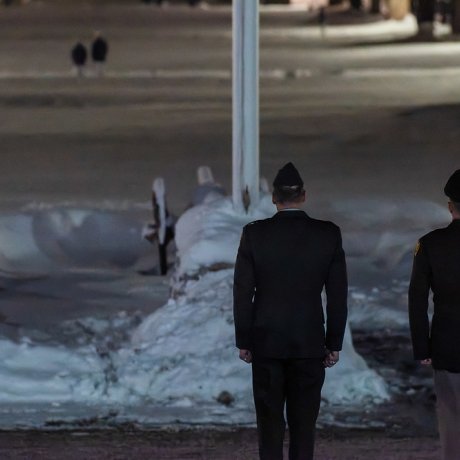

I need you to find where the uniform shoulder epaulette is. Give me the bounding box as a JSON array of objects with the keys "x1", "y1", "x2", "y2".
[{"x1": 246, "y1": 218, "x2": 268, "y2": 227}]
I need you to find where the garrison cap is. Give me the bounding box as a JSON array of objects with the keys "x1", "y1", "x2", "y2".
[
  {"x1": 273, "y1": 162, "x2": 304, "y2": 188},
  {"x1": 444, "y1": 169, "x2": 460, "y2": 202}
]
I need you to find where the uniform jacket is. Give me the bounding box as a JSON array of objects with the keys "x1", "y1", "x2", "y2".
[
  {"x1": 233, "y1": 210, "x2": 348, "y2": 359},
  {"x1": 409, "y1": 219, "x2": 460, "y2": 373}
]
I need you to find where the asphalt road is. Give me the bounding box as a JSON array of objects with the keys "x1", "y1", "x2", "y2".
[
  {"x1": 0, "y1": 3, "x2": 460, "y2": 213},
  {"x1": 0, "y1": 429, "x2": 440, "y2": 459}
]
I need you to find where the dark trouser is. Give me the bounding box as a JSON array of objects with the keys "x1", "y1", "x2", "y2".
[
  {"x1": 252, "y1": 356, "x2": 325, "y2": 460},
  {"x1": 434, "y1": 370, "x2": 460, "y2": 460}
]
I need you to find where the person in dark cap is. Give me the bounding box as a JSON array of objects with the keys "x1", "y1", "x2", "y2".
[
  {"x1": 409, "y1": 169, "x2": 460, "y2": 460},
  {"x1": 233, "y1": 162, "x2": 348, "y2": 460}
]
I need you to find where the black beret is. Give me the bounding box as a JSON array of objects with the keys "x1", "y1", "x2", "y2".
[
  {"x1": 444, "y1": 169, "x2": 460, "y2": 202},
  {"x1": 273, "y1": 162, "x2": 304, "y2": 188}
]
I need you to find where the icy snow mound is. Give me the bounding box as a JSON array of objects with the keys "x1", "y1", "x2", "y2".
[
  {"x1": 175, "y1": 195, "x2": 276, "y2": 276},
  {"x1": 322, "y1": 326, "x2": 388, "y2": 403},
  {"x1": 128, "y1": 195, "x2": 390, "y2": 408},
  {"x1": 327, "y1": 198, "x2": 450, "y2": 272},
  {"x1": 348, "y1": 285, "x2": 409, "y2": 330},
  {"x1": 0, "y1": 196, "x2": 446, "y2": 413},
  {"x1": 126, "y1": 269, "x2": 389, "y2": 408},
  {"x1": 0, "y1": 340, "x2": 105, "y2": 403},
  {"x1": 0, "y1": 208, "x2": 148, "y2": 273},
  {"x1": 120, "y1": 270, "x2": 253, "y2": 408},
  {"x1": 175, "y1": 195, "x2": 450, "y2": 278}
]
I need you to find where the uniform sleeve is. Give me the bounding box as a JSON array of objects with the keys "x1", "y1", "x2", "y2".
[
  {"x1": 408, "y1": 240, "x2": 432, "y2": 360},
  {"x1": 325, "y1": 227, "x2": 348, "y2": 351},
  {"x1": 233, "y1": 226, "x2": 256, "y2": 350}
]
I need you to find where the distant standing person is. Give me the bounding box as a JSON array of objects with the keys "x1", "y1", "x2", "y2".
[
  {"x1": 71, "y1": 42, "x2": 87, "y2": 78},
  {"x1": 91, "y1": 32, "x2": 109, "y2": 76},
  {"x1": 409, "y1": 169, "x2": 460, "y2": 460}
]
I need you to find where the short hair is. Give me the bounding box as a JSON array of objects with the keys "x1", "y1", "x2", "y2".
[
  {"x1": 273, "y1": 186, "x2": 304, "y2": 204},
  {"x1": 452, "y1": 201, "x2": 460, "y2": 213}
]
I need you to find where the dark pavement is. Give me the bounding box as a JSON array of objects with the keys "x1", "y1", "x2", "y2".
[{"x1": 0, "y1": 429, "x2": 440, "y2": 459}]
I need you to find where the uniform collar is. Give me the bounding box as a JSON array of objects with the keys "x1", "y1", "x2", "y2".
[{"x1": 273, "y1": 209, "x2": 308, "y2": 219}]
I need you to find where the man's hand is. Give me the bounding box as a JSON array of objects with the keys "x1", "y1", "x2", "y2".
[
  {"x1": 324, "y1": 351, "x2": 339, "y2": 368},
  {"x1": 420, "y1": 358, "x2": 432, "y2": 366},
  {"x1": 239, "y1": 349, "x2": 253, "y2": 364}
]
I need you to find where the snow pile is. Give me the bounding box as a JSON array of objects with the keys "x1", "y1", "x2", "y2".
[
  {"x1": 118, "y1": 269, "x2": 253, "y2": 408},
  {"x1": 329, "y1": 198, "x2": 450, "y2": 273},
  {"x1": 0, "y1": 339, "x2": 105, "y2": 403},
  {"x1": 174, "y1": 195, "x2": 275, "y2": 276},
  {"x1": 322, "y1": 326, "x2": 388, "y2": 403},
  {"x1": 0, "y1": 213, "x2": 54, "y2": 273},
  {"x1": 127, "y1": 195, "x2": 390, "y2": 408},
  {"x1": 0, "y1": 208, "x2": 149, "y2": 273},
  {"x1": 0, "y1": 196, "x2": 449, "y2": 421},
  {"x1": 348, "y1": 284, "x2": 409, "y2": 330}
]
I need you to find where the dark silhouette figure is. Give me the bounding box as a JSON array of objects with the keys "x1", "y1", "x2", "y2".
[
  {"x1": 234, "y1": 162, "x2": 348, "y2": 460},
  {"x1": 91, "y1": 32, "x2": 109, "y2": 76},
  {"x1": 71, "y1": 42, "x2": 87, "y2": 77},
  {"x1": 409, "y1": 169, "x2": 460, "y2": 460}
]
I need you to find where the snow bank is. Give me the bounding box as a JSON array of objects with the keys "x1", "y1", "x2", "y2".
[
  {"x1": 120, "y1": 270, "x2": 253, "y2": 408},
  {"x1": 176, "y1": 194, "x2": 450, "y2": 280},
  {"x1": 322, "y1": 326, "x2": 388, "y2": 403},
  {"x1": 348, "y1": 284, "x2": 409, "y2": 330},
  {"x1": 0, "y1": 339, "x2": 105, "y2": 403},
  {"x1": 174, "y1": 195, "x2": 275, "y2": 276},
  {"x1": 124, "y1": 270, "x2": 389, "y2": 409},
  {"x1": 129, "y1": 195, "x2": 390, "y2": 409},
  {"x1": 328, "y1": 198, "x2": 450, "y2": 272},
  {"x1": 0, "y1": 196, "x2": 449, "y2": 422},
  {"x1": 0, "y1": 208, "x2": 148, "y2": 273}
]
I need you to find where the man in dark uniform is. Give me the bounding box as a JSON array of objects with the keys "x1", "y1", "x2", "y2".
[
  {"x1": 409, "y1": 169, "x2": 460, "y2": 460},
  {"x1": 233, "y1": 162, "x2": 348, "y2": 460}
]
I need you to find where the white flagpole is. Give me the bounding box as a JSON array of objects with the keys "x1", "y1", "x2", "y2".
[{"x1": 232, "y1": 0, "x2": 260, "y2": 212}]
